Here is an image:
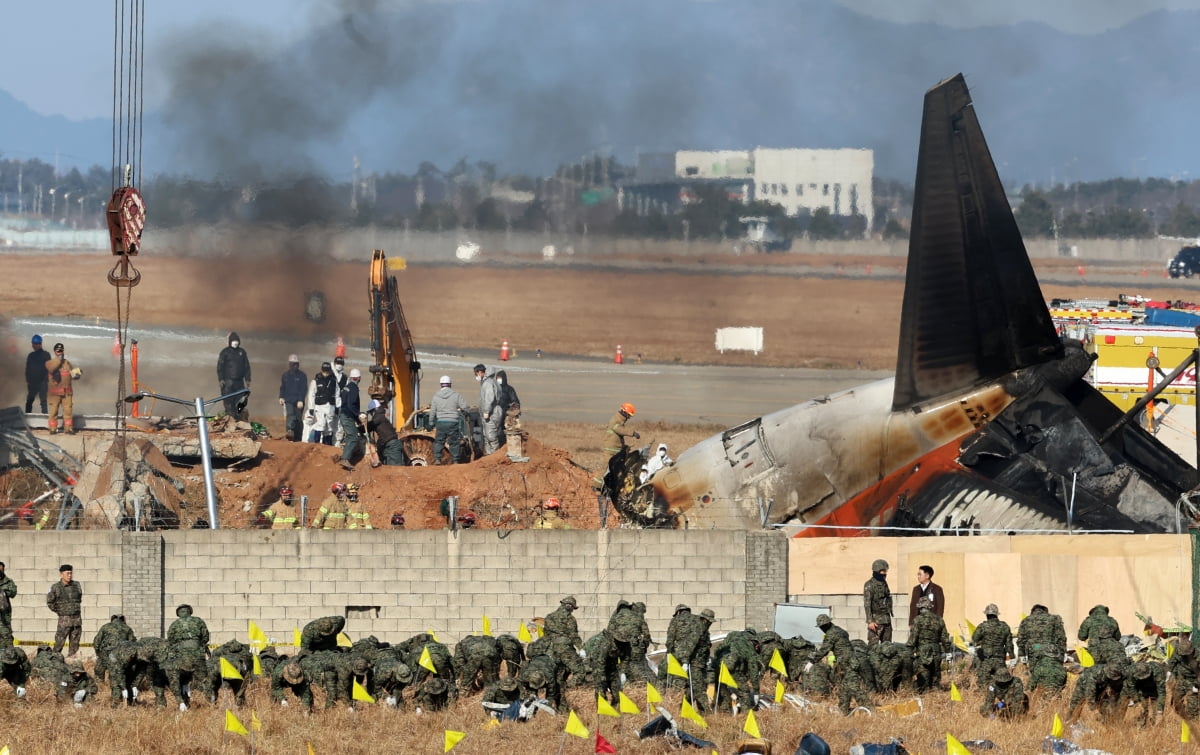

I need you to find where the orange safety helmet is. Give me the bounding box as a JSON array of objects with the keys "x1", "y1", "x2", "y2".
[
  {"x1": 543, "y1": 497, "x2": 561, "y2": 510},
  {"x1": 619, "y1": 402, "x2": 636, "y2": 417},
  {"x1": 279, "y1": 484, "x2": 294, "y2": 501},
  {"x1": 330, "y1": 482, "x2": 347, "y2": 495}
]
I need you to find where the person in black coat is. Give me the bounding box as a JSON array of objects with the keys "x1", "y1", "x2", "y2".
[{"x1": 24, "y1": 334, "x2": 51, "y2": 413}]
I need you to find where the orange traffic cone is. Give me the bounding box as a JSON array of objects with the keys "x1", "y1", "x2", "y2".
[
  {"x1": 500, "y1": 339, "x2": 510, "y2": 361},
  {"x1": 335, "y1": 335, "x2": 346, "y2": 359},
  {"x1": 111, "y1": 334, "x2": 121, "y2": 358},
  {"x1": 614, "y1": 344, "x2": 624, "y2": 364}
]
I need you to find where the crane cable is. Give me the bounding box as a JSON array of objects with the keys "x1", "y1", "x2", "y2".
[{"x1": 111, "y1": 0, "x2": 144, "y2": 494}]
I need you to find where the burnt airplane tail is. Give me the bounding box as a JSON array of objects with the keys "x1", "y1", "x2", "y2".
[{"x1": 893, "y1": 74, "x2": 1061, "y2": 413}]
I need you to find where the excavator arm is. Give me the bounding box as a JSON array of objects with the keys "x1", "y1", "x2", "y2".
[{"x1": 367, "y1": 249, "x2": 421, "y2": 420}]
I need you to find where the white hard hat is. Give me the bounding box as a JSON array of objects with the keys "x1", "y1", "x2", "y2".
[
  {"x1": 287, "y1": 354, "x2": 299, "y2": 363},
  {"x1": 349, "y1": 368, "x2": 362, "y2": 379},
  {"x1": 439, "y1": 375, "x2": 452, "y2": 385}
]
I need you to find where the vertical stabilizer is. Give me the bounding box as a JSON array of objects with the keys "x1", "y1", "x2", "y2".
[{"x1": 892, "y1": 74, "x2": 1061, "y2": 412}]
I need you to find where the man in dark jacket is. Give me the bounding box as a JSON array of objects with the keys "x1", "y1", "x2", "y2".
[
  {"x1": 366, "y1": 404, "x2": 405, "y2": 465},
  {"x1": 908, "y1": 564, "x2": 945, "y2": 625},
  {"x1": 24, "y1": 334, "x2": 50, "y2": 413},
  {"x1": 216, "y1": 331, "x2": 251, "y2": 419},
  {"x1": 277, "y1": 355, "x2": 307, "y2": 442},
  {"x1": 338, "y1": 368, "x2": 363, "y2": 469}
]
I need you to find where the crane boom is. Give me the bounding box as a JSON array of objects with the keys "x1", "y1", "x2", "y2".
[{"x1": 367, "y1": 249, "x2": 421, "y2": 420}]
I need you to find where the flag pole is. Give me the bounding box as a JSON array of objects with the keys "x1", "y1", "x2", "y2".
[{"x1": 555, "y1": 730, "x2": 568, "y2": 755}]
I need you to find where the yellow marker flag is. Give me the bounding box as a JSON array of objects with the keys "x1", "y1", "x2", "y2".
[
  {"x1": 444, "y1": 730, "x2": 466, "y2": 752},
  {"x1": 598, "y1": 693, "x2": 620, "y2": 718},
  {"x1": 564, "y1": 710, "x2": 590, "y2": 738},
  {"x1": 1169, "y1": 642, "x2": 1177, "y2": 660},
  {"x1": 428, "y1": 628, "x2": 441, "y2": 642},
  {"x1": 666, "y1": 653, "x2": 689, "y2": 678},
  {"x1": 336, "y1": 632, "x2": 353, "y2": 648},
  {"x1": 307, "y1": 744, "x2": 316, "y2": 755},
  {"x1": 352, "y1": 679, "x2": 375, "y2": 703},
  {"x1": 646, "y1": 681, "x2": 662, "y2": 704},
  {"x1": 537, "y1": 624, "x2": 544, "y2": 637},
  {"x1": 225, "y1": 709, "x2": 249, "y2": 736},
  {"x1": 219, "y1": 657, "x2": 244, "y2": 681},
  {"x1": 618, "y1": 691, "x2": 640, "y2": 714},
  {"x1": 946, "y1": 733, "x2": 972, "y2": 755},
  {"x1": 1077, "y1": 646, "x2": 1095, "y2": 668},
  {"x1": 954, "y1": 634, "x2": 970, "y2": 652},
  {"x1": 775, "y1": 680, "x2": 785, "y2": 703},
  {"x1": 1051, "y1": 712, "x2": 1064, "y2": 738},
  {"x1": 1, "y1": 746, "x2": 9, "y2": 755},
  {"x1": 949, "y1": 682, "x2": 962, "y2": 702},
  {"x1": 517, "y1": 623, "x2": 533, "y2": 643},
  {"x1": 250, "y1": 710, "x2": 262, "y2": 731},
  {"x1": 420, "y1": 646, "x2": 437, "y2": 673},
  {"x1": 743, "y1": 709, "x2": 762, "y2": 738},
  {"x1": 252, "y1": 653, "x2": 263, "y2": 676},
  {"x1": 964, "y1": 618, "x2": 977, "y2": 636},
  {"x1": 681, "y1": 699, "x2": 708, "y2": 729},
  {"x1": 769, "y1": 648, "x2": 787, "y2": 676},
  {"x1": 294, "y1": 628, "x2": 302, "y2": 647},
  {"x1": 719, "y1": 662, "x2": 738, "y2": 689},
  {"x1": 248, "y1": 620, "x2": 267, "y2": 647},
  {"x1": 1185, "y1": 720, "x2": 1193, "y2": 744},
  {"x1": 481, "y1": 615, "x2": 492, "y2": 636}
]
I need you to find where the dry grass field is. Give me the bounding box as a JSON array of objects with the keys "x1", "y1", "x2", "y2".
[{"x1": 0, "y1": 667, "x2": 1183, "y2": 754}]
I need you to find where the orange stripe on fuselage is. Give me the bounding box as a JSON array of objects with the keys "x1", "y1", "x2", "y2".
[{"x1": 792, "y1": 438, "x2": 965, "y2": 538}]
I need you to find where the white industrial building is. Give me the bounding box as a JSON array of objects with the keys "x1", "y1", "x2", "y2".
[{"x1": 629, "y1": 147, "x2": 874, "y2": 231}]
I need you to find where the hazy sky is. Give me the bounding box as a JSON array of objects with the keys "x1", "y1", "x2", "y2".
[{"x1": 4, "y1": 0, "x2": 1198, "y2": 120}]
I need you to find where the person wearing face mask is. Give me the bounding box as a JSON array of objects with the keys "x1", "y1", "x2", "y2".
[
  {"x1": 216, "y1": 332, "x2": 251, "y2": 419},
  {"x1": 494, "y1": 369, "x2": 527, "y2": 463},
  {"x1": 304, "y1": 362, "x2": 338, "y2": 445},
  {"x1": 641, "y1": 443, "x2": 673, "y2": 483},
  {"x1": 863, "y1": 558, "x2": 893, "y2": 645},
  {"x1": 332, "y1": 356, "x2": 348, "y2": 446},
  {"x1": 474, "y1": 364, "x2": 503, "y2": 455}
]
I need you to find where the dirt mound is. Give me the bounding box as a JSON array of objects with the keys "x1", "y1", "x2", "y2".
[{"x1": 209, "y1": 436, "x2": 603, "y2": 530}]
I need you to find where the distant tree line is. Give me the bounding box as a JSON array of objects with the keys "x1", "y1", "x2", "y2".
[{"x1": 5, "y1": 153, "x2": 1200, "y2": 242}]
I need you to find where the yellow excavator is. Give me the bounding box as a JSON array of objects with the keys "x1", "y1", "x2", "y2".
[{"x1": 367, "y1": 249, "x2": 482, "y2": 465}]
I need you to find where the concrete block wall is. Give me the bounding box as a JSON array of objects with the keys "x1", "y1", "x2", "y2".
[
  {"x1": 0, "y1": 531, "x2": 124, "y2": 646},
  {"x1": 0, "y1": 529, "x2": 770, "y2": 648}
]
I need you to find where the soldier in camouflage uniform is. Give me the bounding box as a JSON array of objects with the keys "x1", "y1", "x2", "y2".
[
  {"x1": 518, "y1": 654, "x2": 564, "y2": 712},
  {"x1": 482, "y1": 676, "x2": 521, "y2": 715},
  {"x1": 414, "y1": 676, "x2": 451, "y2": 711},
  {"x1": 1016, "y1": 604, "x2": 1067, "y2": 694},
  {"x1": 92, "y1": 614, "x2": 136, "y2": 683},
  {"x1": 57, "y1": 661, "x2": 98, "y2": 705},
  {"x1": 757, "y1": 631, "x2": 786, "y2": 686},
  {"x1": 109, "y1": 638, "x2": 169, "y2": 707},
  {"x1": 375, "y1": 656, "x2": 414, "y2": 708},
  {"x1": 583, "y1": 628, "x2": 622, "y2": 704},
  {"x1": 850, "y1": 639, "x2": 877, "y2": 693},
  {"x1": 1068, "y1": 662, "x2": 1126, "y2": 722},
  {"x1": 626, "y1": 602, "x2": 654, "y2": 681},
  {"x1": 672, "y1": 608, "x2": 714, "y2": 713},
  {"x1": 207, "y1": 639, "x2": 253, "y2": 707},
  {"x1": 455, "y1": 634, "x2": 501, "y2": 693},
  {"x1": 412, "y1": 638, "x2": 456, "y2": 699},
  {"x1": 980, "y1": 667, "x2": 1028, "y2": 718},
  {"x1": 1170, "y1": 638, "x2": 1200, "y2": 720},
  {"x1": 271, "y1": 659, "x2": 313, "y2": 711},
  {"x1": 30, "y1": 645, "x2": 68, "y2": 683},
  {"x1": 863, "y1": 558, "x2": 893, "y2": 645},
  {"x1": 712, "y1": 629, "x2": 762, "y2": 713},
  {"x1": 300, "y1": 616, "x2": 346, "y2": 652},
  {"x1": 1088, "y1": 635, "x2": 1128, "y2": 667},
  {"x1": 165, "y1": 604, "x2": 210, "y2": 710},
  {"x1": 299, "y1": 650, "x2": 348, "y2": 708},
  {"x1": 46, "y1": 564, "x2": 83, "y2": 657},
  {"x1": 0, "y1": 561, "x2": 15, "y2": 648},
  {"x1": 1122, "y1": 661, "x2": 1167, "y2": 725},
  {"x1": 970, "y1": 604, "x2": 1014, "y2": 688},
  {"x1": 809, "y1": 613, "x2": 854, "y2": 686},
  {"x1": 606, "y1": 600, "x2": 641, "y2": 678},
  {"x1": 496, "y1": 633, "x2": 525, "y2": 677},
  {"x1": 837, "y1": 639, "x2": 874, "y2": 714},
  {"x1": 872, "y1": 640, "x2": 915, "y2": 693},
  {"x1": 659, "y1": 604, "x2": 693, "y2": 689},
  {"x1": 0, "y1": 646, "x2": 30, "y2": 699},
  {"x1": 346, "y1": 656, "x2": 374, "y2": 709},
  {"x1": 1077, "y1": 605, "x2": 1121, "y2": 649},
  {"x1": 908, "y1": 597, "x2": 951, "y2": 693},
  {"x1": 258, "y1": 646, "x2": 284, "y2": 679},
  {"x1": 543, "y1": 595, "x2": 585, "y2": 690}
]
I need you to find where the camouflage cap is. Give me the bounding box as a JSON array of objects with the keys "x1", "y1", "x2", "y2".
[
  {"x1": 560, "y1": 596, "x2": 578, "y2": 609},
  {"x1": 68, "y1": 661, "x2": 85, "y2": 675},
  {"x1": 993, "y1": 668, "x2": 1013, "y2": 683},
  {"x1": 815, "y1": 614, "x2": 832, "y2": 627},
  {"x1": 700, "y1": 609, "x2": 715, "y2": 622},
  {"x1": 871, "y1": 559, "x2": 889, "y2": 572},
  {"x1": 1105, "y1": 663, "x2": 1125, "y2": 681},
  {"x1": 394, "y1": 663, "x2": 414, "y2": 683},
  {"x1": 282, "y1": 662, "x2": 304, "y2": 685},
  {"x1": 0, "y1": 647, "x2": 21, "y2": 665},
  {"x1": 1133, "y1": 663, "x2": 1152, "y2": 680},
  {"x1": 498, "y1": 677, "x2": 518, "y2": 691},
  {"x1": 176, "y1": 604, "x2": 193, "y2": 617},
  {"x1": 424, "y1": 677, "x2": 448, "y2": 694},
  {"x1": 984, "y1": 603, "x2": 999, "y2": 616},
  {"x1": 917, "y1": 596, "x2": 934, "y2": 612},
  {"x1": 524, "y1": 668, "x2": 548, "y2": 688},
  {"x1": 675, "y1": 604, "x2": 690, "y2": 613}
]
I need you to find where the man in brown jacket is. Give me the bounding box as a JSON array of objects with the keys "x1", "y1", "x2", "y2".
[
  {"x1": 46, "y1": 343, "x2": 79, "y2": 434},
  {"x1": 908, "y1": 564, "x2": 946, "y2": 625}
]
